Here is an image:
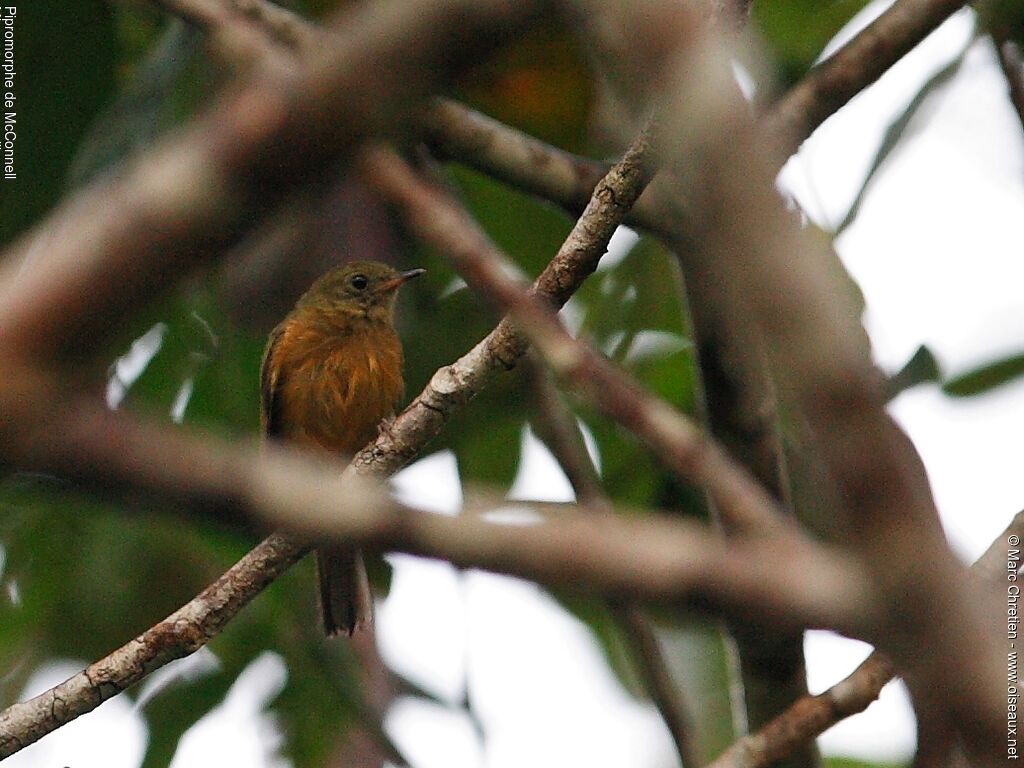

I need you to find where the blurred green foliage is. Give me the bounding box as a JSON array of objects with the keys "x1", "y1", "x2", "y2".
[
  {"x1": 752, "y1": 0, "x2": 871, "y2": 85},
  {"x1": 943, "y1": 351, "x2": 1024, "y2": 398},
  {"x1": 826, "y1": 758, "x2": 905, "y2": 768},
  {"x1": 0, "y1": 0, "x2": 116, "y2": 246}
]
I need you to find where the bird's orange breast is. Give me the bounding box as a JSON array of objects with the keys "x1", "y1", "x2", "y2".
[{"x1": 267, "y1": 315, "x2": 404, "y2": 455}]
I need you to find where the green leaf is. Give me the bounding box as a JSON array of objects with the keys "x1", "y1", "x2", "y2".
[
  {"x1": 140, "y1": 666, "x2": 234, "y2": 768},
  {"x1": 825, "y1": 758, "x2": 906, "y2": 768},
  {"x1": 551, "y1": 592, "x2": 645, "y2": 697},
  {"x1": 568, "y1": 237, "x2": 702, "y2": 509},
  {"x1": 69, "y1": 20, "x2": 202, "y2": 187},
  {"x1": 0, "y1": 476, "x2": 235, "y2": 670},
  {"x1": 106, "y1": 278, "x2": 263, "y2": 436},
  {"x1": 447, "y1": 164, "x2": 573, "y2": 278},
  {"x1": 886, "y1": 344, "x2": 941, "y2": 400},
  {"x1": 402, "y1": 277, "x2": 528, "y2": 489},
  {"x1": 835, "y1": 42, "x2": 970, "y2": 235},
  {"x1": 650, "y1": 618, "x2": 737, "y2": 762},
  {"x1": 753, "y1": 0, "x2": 871, "y2": 85},
  {"x1": 451, "y1": 381, "x2": 528, "y2": 487},
  {"x1": 943, "y1": 352, "x2": 1024, "y2": 397}
]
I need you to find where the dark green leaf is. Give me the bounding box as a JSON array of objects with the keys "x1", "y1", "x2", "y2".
[
  {"x1": 140, "y1": 666, "x2": 233, "y2": 768},
  {"x1": 825, "y1": 757, "x2": 906, "y2": 768},
  {"x1": 835, "y1": 42, "x2": 970, "y2": 235},
  {"x1": 886, "y1": 344, "x2": 941, "y2": 400},
  {"x1": 69, "y1": 20, "x2": 202, "y2": 187},
  {"x1": 0, "y1": 0, "x2": 117, "y2": 245},
  {"x1": 943, "y1": 352, "x2": 1024, "y2": 397},
  {"x1": 753, "y1": 0, "x2": 871, "y2": 85}
]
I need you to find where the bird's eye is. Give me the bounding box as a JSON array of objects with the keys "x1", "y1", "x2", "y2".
[{"x1": 350, "y1": 274, "x2": 369, "y2": 290}]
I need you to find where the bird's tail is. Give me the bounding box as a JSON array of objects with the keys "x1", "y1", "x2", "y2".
[{"x1": 317, "y1": 546, "x2": 373, "y2": 636}]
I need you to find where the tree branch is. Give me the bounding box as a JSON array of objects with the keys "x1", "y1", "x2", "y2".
[
  {"x1": 360, "y1": 145, "x2": 788, "y2": 537},
  {"x1": 352, "y1": 130, "x2": 656, "y2": 479},
  {"x1": 762, "y1": 0, "x2": 968, "y2": 159},
  {"x1": 0, "y1": 533, "x2": 306, "y2": 759},
  {"x1": 0, "y1": 378, "x2": 872, "y2": 757},
  {"x1": 419, "y1": 99, "x2": 620, "y2": 223},
  {"x1": 706, "y1": 510, "x2": 1024, "y2": 768},
  {"x1": 644, "y1": 6, "x2": 1004, "y2": 758},
  {"x1": 526, "y1": 359, "x2": 702, "y2": 768}
]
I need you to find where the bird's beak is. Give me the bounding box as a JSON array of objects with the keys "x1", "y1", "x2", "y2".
[{"x1": 378, "y1": 268, "x2": 426, "y2": 293}]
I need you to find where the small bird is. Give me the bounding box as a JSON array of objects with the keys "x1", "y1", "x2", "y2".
[{"x1": 260, "y1": 261, "x2": 424, "y2": 635}]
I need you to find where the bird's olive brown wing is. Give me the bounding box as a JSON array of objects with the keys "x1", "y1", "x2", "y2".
[{"x1": 260, "y1": 323, "x2": 286, "y2": 439}]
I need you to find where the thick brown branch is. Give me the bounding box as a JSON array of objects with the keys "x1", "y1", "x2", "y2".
[
  {"x1": 0, "y1": 376, "x2": 872, "y2": 757},
  {"x1": 650, "y1": 6, "x2": 1004, "y2": 758}
]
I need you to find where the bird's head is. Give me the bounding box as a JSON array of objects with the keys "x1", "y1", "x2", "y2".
[{"x1": 299, "y1": 261, "x2": 425, "y2": 322}]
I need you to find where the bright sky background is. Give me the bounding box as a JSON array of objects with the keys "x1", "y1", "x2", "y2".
[{"x1": 8, "y1": 1, "x2": 1024, "y2": 766}]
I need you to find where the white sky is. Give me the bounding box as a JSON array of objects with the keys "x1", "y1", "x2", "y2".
[{"x1": 10, "y1": 1, "x2": 1024, "y2": 766}]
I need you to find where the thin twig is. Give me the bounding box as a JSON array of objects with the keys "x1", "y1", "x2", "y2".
[
  {"x1": 0, "y1": 533, "x2": 306, "y2": 758},
  {"x1": 526, "y1": 359, "x2": 702, "y2": 768},
  {"x1": 705, "y1": 510, "x2": 1024, "y2": 768}
]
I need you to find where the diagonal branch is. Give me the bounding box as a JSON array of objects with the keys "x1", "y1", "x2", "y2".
[
  {"x1": 0, "y1": 533, "x2": 305, "y2": 759},
  {"x1": 351, "y1": 131, "x2": 656, "y2": 479},
  {"x1": 706, "y1": 509, "x2": 1024, "y2": 768},
  {"x1": 526, "y1": 360, "x2": 702, "y2": 768},
  {"x1": 0, "y1": 380, "x2": 871, "y2": 758},
  {"x1": 360, "y1": 145, "x2": 787, "y2": 537}
]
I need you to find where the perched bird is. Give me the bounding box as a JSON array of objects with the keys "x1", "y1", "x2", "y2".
[{"x1": 260, "y1": 261, "x2": 424, "y2": 635}]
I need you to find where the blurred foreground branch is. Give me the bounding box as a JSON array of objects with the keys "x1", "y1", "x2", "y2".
[
  {"x1": 0, "y1": 377, "x2": 870, "y2": 757},
  {"x1": 0, "y1": 0, "x2": 543, "y2": 361},
  {"x1": 647, "y1": 2, "x2": 1004, "y2": 759}
]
